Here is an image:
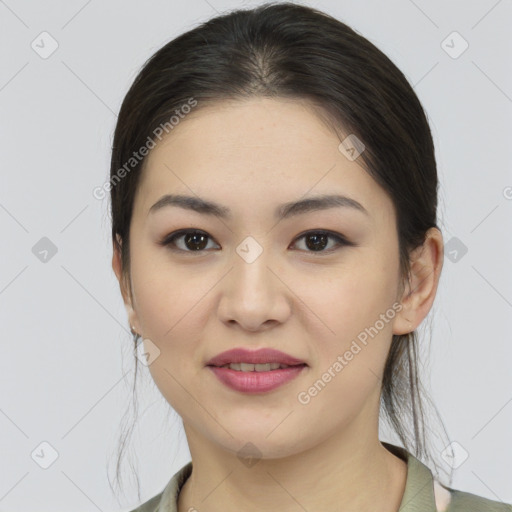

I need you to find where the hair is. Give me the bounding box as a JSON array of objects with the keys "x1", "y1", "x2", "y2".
[{"x1": 108, "y1": 1, "x2": 451, "y2": 502}]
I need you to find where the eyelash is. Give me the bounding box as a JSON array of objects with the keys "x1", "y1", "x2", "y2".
[{"x1": 159, "y1": 229, "x2": 354, "y2": 255}]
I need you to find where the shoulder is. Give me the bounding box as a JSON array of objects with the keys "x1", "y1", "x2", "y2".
[
  {"x1": 434, "y1": 480, "x2": 512, "y2": 512},
  {"x1": 448, "y1": 489, "x2": 512, "y2": 512},
  {"x1": 124, "y1": 460, "x2": 193, "y2": 512},
  {"x1": 125, "y1": 491, "x2": 164, "y2": 512}
]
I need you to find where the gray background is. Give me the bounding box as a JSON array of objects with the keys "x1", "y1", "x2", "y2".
[{"x1": 1, "y1": 0, "x2": 511, "y2": 510}]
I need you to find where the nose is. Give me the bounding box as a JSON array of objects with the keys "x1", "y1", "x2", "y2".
[{"x1": 217, "y1": 246, "x2": 292, "y2": 332}]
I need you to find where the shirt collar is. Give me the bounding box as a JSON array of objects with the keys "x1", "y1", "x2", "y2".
[
  {"x1": 158, "y1": 442, "x2": 437, "y2": 512},
  {"x1": 381, "y1": 441, "x2": 438, "y2": 512}
]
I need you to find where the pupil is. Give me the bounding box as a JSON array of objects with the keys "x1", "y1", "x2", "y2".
[{"x1": 306, "y1": 233, "x2": 327, "y2": 251}]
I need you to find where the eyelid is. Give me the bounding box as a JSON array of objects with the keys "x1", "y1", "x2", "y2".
[{"x1": 159, "y1": 228, "x2": 354, "y2": 254}]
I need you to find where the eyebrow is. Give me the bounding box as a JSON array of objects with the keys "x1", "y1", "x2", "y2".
[{"x1": 148, "y1": 193, "x2": 369, "y2": 220}]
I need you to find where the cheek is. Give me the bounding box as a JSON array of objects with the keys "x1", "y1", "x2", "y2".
[
  {"x1": 131, "y1": 259, "x2": 209, "y2": 410},
  {"x1": 302, "y1": 253, "x2": 399, "y2": 384},
  {"x1": 129, "y1": 246, "x2": 228, "y2": 358},
  {"x1": 304, "y1": 259, "x2": 398, "y2": 338},
  {"x1": 130, "y1": 248, "x2": 209, "y2": 337}
]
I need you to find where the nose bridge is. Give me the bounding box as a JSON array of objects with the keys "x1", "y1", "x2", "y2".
[
  {"x1": 232, "y1": 234, "x2": 274, "y2": 295},
  {"x1": 217, "y1": 234, "x2": 290, "y2": 328}
]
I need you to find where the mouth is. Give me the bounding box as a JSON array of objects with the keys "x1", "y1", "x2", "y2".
[
  {"x1": 207, "y1": 362, "x2": 308, "y2": 394},
  {"x1": 206, "y1": 347, "x2": 307, "y2": 369},
  {"x1": 208, "y1": 362, "x2": 307, "y2": 372}
]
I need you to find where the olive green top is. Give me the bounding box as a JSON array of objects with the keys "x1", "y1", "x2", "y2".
[{"x1": 128, "y1": 442, "x2": 512, "y2": 512}]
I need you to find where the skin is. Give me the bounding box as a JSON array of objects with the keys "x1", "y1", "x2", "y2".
[{"x1": 112, "y1": 97, "x2": 444, "y2": 512}]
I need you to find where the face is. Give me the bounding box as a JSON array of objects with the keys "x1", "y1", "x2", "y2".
[{"x1": 115, "y1": 97, "x2": 410, "y2": 460}]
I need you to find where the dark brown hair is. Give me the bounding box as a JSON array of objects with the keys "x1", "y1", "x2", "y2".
[{"x1": 108, "y1": 1, "x2": 450, "y2": 501}]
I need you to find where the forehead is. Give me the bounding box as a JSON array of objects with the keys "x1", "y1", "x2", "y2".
[{"x1": 134, "y1": 97, "x2": 395, "y2": 224}]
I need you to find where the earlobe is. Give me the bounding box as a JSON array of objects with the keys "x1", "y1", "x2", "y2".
[{"x1": 392, "y1": 228, "x2": 444, "y2": 336}]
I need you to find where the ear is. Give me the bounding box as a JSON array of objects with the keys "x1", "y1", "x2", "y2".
[
  {"x1": 112, "y1": 234, "x2": 140, "y2": 335},
  {"x1": 393, "y1": 227, "x2": 444, "y2": 335}
]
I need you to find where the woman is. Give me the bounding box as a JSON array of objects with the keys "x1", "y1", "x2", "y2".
[{"x1": 109, "y1": 3, "x2": 512, "y2": 511}]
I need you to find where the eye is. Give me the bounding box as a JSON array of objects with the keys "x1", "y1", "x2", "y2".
[
  {"x1": 159, "y1": 229, "x2": 353, "y2": 254},
  {"x1": 159, "y1": 229, "x2": 220, "y2": 253},
  {"x1": 290, "y1": 230, "x2": 354, "y2": 253}
]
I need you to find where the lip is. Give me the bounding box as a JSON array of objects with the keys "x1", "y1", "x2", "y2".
[
  {"x1": 208, "y1": 365, "x2": 307, "y2": 393},
  {"x1": 206, "y1": 347, "x2": 307, "y2": 367}
]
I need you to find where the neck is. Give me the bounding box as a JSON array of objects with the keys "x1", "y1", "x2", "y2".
[{"x1": 177, "y1": 416, "x2": 407, "y2": 512}]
